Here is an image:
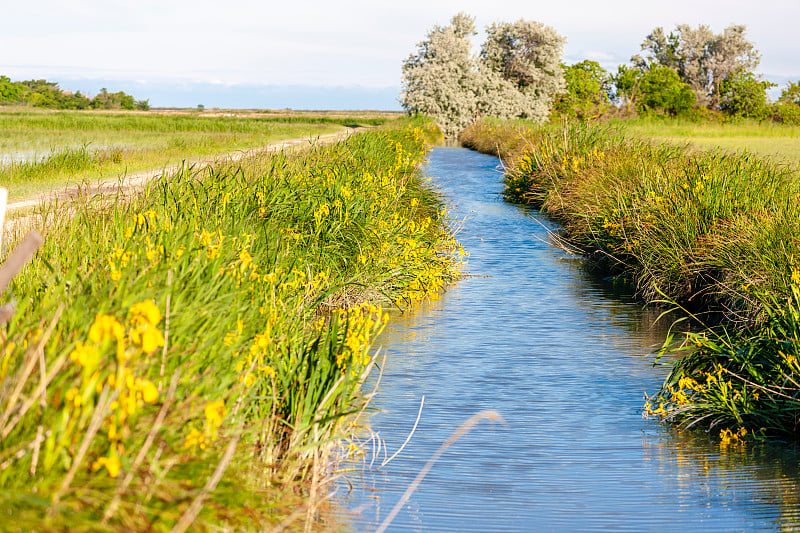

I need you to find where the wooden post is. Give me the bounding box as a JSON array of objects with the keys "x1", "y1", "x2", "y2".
[
  {"x1": 0, "y1": 187, "x2": 7, "y2": 253},
  {"x1": 0, "y1": 231, "x2": 43, "y2": 294}
]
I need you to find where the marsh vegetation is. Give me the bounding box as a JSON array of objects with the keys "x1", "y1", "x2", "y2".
[
  {"x1": 0, "y1": 109, "x2": 397, "y2": 201},
  {"x1": 0, "y1": 118, "x2": 463, "y2": 529}
]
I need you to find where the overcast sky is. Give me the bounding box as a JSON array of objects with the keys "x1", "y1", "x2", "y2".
[{"x1": 2, "y1": 0, "x2": 798, "y2": 108}]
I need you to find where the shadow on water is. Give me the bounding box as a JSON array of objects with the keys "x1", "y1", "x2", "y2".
[{"x1": 334, "y1": 147, "x2": 800, "y2": 532}]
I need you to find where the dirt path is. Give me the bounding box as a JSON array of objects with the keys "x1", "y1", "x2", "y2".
[{"x1": 5, "y1": 129, "x2": 357, "y2": 213}]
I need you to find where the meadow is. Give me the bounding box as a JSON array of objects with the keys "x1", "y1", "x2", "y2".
[
  {"x1": 610, "y1": 117, "x2": 800, "y2": 167},
  {"x1": 461, "y1": 118, "x2": 800, "y2": 442},
  {"x1": 0, "y1": 108, "x2": 396, "y2": 201},
  {"x1": 0, "y1": 117, "x2": 463, "y2": 530}
]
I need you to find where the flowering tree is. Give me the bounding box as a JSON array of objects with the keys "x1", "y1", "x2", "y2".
[{"x1": 401, "y1": 13, "x2": 565, "y2": 136}]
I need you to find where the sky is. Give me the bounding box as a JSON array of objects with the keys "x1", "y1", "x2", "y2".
[{"x1": 2, "y1": 0, "x2": 799, "y2": 109}]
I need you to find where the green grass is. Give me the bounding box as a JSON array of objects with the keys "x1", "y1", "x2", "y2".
[
  {"x1": 609, "y1": 117, "x2": 800, "y2": 166},
  {"x1": 461, "y1": 117, "x2": 800, "y2": 440},
  {"x1": 0, "y1": 109, "x2": 401, "y2": 201},
  {"x1": 0, "y1": 117, "x2": 461, "y2": 530}
]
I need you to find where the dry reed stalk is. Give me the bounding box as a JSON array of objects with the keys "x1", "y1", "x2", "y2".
[
  {"x1": 170, "y1": 368, "x2": 253, "y2": 533},
  {"x1": 30, "y1": 424, "x2": 43, "y2": 477},
  {"x1": 0, "y1": 187, "x2": 6, "y2": 255},
  {"x1": 0, "y1": 429, "x2": 51, "y2": 471},
  {"x1": 305, "y1": 430, "x2": 321, "y2": 533},
  {"x1": 375, "y1": 410, "x2": 506, "y2": 533},
  {"x1": 0, "y1": 304, "x2": 63, "y2": 437},
  {"x1": 29, "y1": 302, "x2": 57, "y2": 477},
  {"x1": 52, "y1": 384, "x2": 116, "y2": 507},
  {"x1": 379, "y1": 395, "x2": 424, "y2": 469},
  {"x1": 169, "y1": 430, "x2": 242, "y2": 533},
  {"x1": 1, "y1": 350, "x2": 67, "y2": 440},
  {"x1": 0, "y1": 230, "x2": 43, "y2": 293}
]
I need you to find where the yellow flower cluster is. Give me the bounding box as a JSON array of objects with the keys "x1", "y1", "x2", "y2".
[
  {"x1": 106, "y1": 247, "x2": 132, "y2": 282},
  {"x1": 107, "y1": 209, "x2": 184, "y2": 283},
  {"x1": 335, "y1": 303, "x2": 387, "y2": 374},
  {"x1": 62, "y1": 301, "x2": 165, "y2": 478},
  {"x1": 196, "y1": 228, "x2": 225, "y2": 259},
  {"x1": 184, "y1": 400, "x2": 227, "y2": 451},
  {"x1": 719, "y1": 426, "x2": 748, "y2": 449},
  {"x1": 227, "y1": 308, "x2": 278, "y2": 389}
]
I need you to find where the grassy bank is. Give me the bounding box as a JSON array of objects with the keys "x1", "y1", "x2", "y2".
[
  {"x1": 461, "y1": 118, "x2": 800, "y2": 440},
  {"x1": 0, "y1": 109, "x2": 396, "y2": 201},
  {"x1": 0, "y1": 117, "x2": 462, "y2": 529}
]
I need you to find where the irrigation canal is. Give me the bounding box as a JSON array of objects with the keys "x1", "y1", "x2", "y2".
[{"x1": 335, "y1": 147, "x2": 800, "y2": 531}]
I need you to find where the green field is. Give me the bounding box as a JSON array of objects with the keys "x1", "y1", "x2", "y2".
[
  {"x1": 611, "y1": 117, "x2": 800, "y2": 166},
  {"x1": 0, "y1": 108, "x2": 399, "y2": 201}
]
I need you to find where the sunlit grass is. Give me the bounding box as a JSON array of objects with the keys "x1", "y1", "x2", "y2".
[
  {"x1": 609, "y1": 117, "x2": 800, "y2": 166},
  {"x1": 652, "y1": 136, "x2": 800, "y2": 166}
]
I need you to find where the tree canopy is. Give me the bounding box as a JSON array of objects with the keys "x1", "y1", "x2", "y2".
[
  {"x1": 552, "y1": 60, "x2": 611, "y2": 119},
  {"x1": 401, "y1": 13, "x2": 565, "y2": 136},
  {"x1": 632, "y1": 24, "x2": 760, "y2": 107}
]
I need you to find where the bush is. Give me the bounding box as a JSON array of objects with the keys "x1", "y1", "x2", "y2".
[
  {"x1": 552, "y1": 60, "x2": 612, "y2": 120},
  {"x1": 717, "y1": 69, "x2": 775, "y2": 119},
  {"x1": 778, "y1": 81, "x2": 800, "y2": 107},
  {"x1": 770, "y1": 102, "x2": 800, "y2": 125},
  {"x1": 638, "y1": 66, "x2": 696, "y2": 116}
]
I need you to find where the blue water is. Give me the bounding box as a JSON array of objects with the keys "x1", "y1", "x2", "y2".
[{"x1": 335, "y1": 147, "x2": 800, "y2": 531}]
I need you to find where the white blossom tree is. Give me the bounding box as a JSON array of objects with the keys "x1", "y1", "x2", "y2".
[{"x1": 401, "y1": 13, "x2": 566, "y2": 137}]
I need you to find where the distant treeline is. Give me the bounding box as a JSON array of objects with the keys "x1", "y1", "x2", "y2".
[{"x1": 0, "y1": 75, "x2": 149, "y2": 110}]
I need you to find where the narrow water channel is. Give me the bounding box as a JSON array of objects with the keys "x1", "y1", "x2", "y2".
[{"x1": 336, "y1": 147, "x2": 800, "y2": 531}]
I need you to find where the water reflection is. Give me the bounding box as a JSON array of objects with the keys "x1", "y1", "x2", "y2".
[{"x1": 336, "y1": 148, "x2": 800, "y2": 531}]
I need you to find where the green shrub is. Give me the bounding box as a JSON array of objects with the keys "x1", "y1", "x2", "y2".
[{"x1": 717, "y1": 70, "x2": 776, "y2": 119}]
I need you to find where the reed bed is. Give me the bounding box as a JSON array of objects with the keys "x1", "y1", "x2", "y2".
[
  {"x1": 461, "y1": 118, "x2": 800, "y2": 440},
  {"x1": 0, "y1": 117, "x2": 462, "y2": 529},
  {"x1": 0, "y1": 110, "x2": 390, "y2": 133}
]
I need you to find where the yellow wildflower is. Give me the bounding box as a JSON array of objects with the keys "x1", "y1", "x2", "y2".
[
  {"x1": 65, "y1": 387, "x2": 82, "y2": 408},
  {"x1": 128, "y1": 300, "x2": 162, "y2": 328},
  {"x1": 69, "y1": 341, "x2": 98, "y2": 368},
  {"x1": 204, "y1": 400, "x2": 226, "y2": 438},
  {"x1": 91, "y1": 448, "x2": 121, "y2": 478},
  {"x1": 130, "y1": 326, "x2": 165, "y2": 354},
  {"x1": 140, "y1": 380, "x2": 159, "y2": 403},
  {"x1": 184, "y1": 427, "x2": 206, "y2": 450},
  {"x1": 89, "y1": 314, "x2": 124, "y2": 344}
]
